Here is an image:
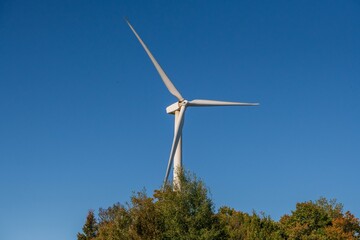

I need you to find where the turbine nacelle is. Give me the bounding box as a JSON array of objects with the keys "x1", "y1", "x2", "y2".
[{"x1": 166, "y1": 100, "x2": 188, "y2": 114}]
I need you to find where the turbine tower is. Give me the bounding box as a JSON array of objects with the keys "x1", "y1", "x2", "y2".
[{"x1": 126, "y1": 20, "x2": 259, "y2": 188}]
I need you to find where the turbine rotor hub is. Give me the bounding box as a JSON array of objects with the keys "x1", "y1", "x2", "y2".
[{"x1": 180, "y1": 100, "x2": 188, "y2": 106}]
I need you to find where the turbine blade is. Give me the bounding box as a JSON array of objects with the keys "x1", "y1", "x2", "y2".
[
  {"x1": 125, "y1": 19, "x2": 184, "y2": 101},
  {"x1": 188, "y1": 99, "x2": 259, "y2": 107},
  {"x1": 163, "y1": 105, "x2": 186, "y2": 186}
]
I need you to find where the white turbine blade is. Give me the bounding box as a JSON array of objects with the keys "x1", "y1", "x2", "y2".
[
  {"x1": 125, "y1": 19, "x2": 184, "y2": 101},
  {"x1": 188, "y1": 99, "x2": 259, "y2": 107},
  {"x1": 164, "y1": 105, "x2": 186, "y2": 185}
]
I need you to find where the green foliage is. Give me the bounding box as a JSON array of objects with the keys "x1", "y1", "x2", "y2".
[
  {"x1": 153, "y1": 171, "x2": 225, "y2": 239},
  {"x1": 218, "y1": 207, "x2": 282, "y2": 240},
  {"x1": 78, "y1": 171, "x2": 360, "y2": 240},
  {"x1": 78, "y1": 210, "x2": 98, "y2": 240},
  {"x1": 96, "y1": 204, "x2": 131, "y2": 239}
]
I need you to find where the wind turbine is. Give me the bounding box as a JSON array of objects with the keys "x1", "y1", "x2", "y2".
[{"x1": 126, "y1": 20, "x2": 259, "y2": 188}]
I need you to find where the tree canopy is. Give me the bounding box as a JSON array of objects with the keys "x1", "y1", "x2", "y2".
[{"x1": 77, "y1": 171, "x2": 359, "y2": 240}]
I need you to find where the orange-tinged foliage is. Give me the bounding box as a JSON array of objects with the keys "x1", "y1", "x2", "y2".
[
  {"x1": 325, "y1": 211, "x2": 360, "y2": 240},
  {"x1": 279, "y1": 198, "x2": 360, "y2": 240}
]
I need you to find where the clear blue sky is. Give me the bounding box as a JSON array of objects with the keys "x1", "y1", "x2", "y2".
[{"x1": 1, "y1": 0, "x2": 359, "y2": 239}]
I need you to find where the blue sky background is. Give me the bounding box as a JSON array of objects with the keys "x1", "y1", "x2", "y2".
[{"x1": 1, "y1": 0, "x2": 359, "y2": 239}]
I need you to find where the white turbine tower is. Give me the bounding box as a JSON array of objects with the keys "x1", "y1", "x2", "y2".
[{"x1": 126, "y1": 20, "x2": 259, "y2": 188}]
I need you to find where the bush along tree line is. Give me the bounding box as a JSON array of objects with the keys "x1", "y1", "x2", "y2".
[{"x1": 77, "y1": 170, "x2": 360, "y2": 240}]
